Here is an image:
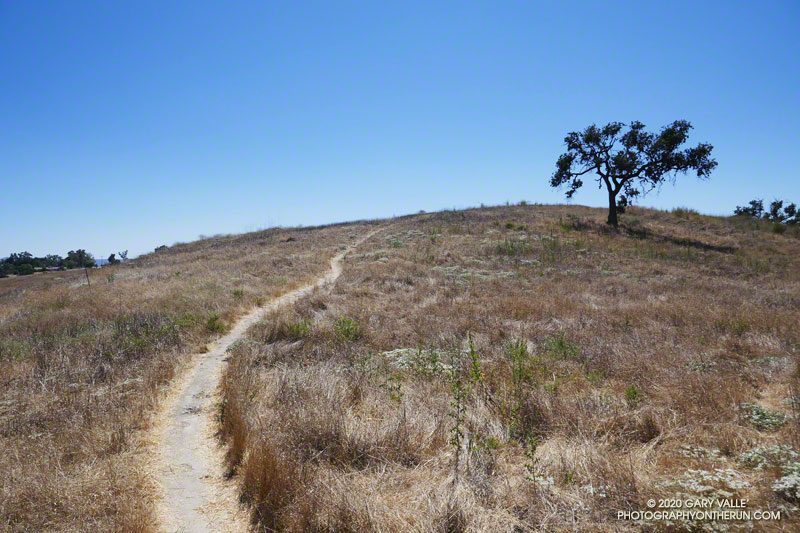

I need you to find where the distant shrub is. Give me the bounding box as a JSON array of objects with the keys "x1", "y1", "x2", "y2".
[
  {"x1": 334, "y1": 317, "x2": 361, "y2": 341},
  {"x1": 739, "y1": 403, "x2": 786, "y2": 431},
  {"x1": 174, "y1": 313, "x2": 200, "y2": 328},
  {"x1": 206, "y1": 313, "x2": 225, "y2": 333},
  {"x1": 773, "y1": 223, "x2": 787, "y2": 234},
  {"x1": 504, "y1": 222, "x2": 527, "y2": 231},
  {"x1": 285, "y1": 319, "x2": 310, "y2": 340},
  {"x1": 233, "y1": 289, "x2": 245, "y2": 298},
  {"x1": 0, "y1": 339, "x2": 31, "y2": 361},
  {"x1": 625, "y1": 384, "x2": 642, "y2": 409},
  {"x1": 544, "y1": 332, "x2": 579, "y2": 360},
  {"x1": 672, "y1": 206, "x2": 699, "y2": 219},
  {"x1": 259, "y1": 317, "x2": 312, "y2": 343},
  {"x1": 773, "y1": 471, "x2": 800, "y2": 504},
  {"x1": 586, "y1": 370, "x2": 604, "y2": 384},
  {"x1": 379, "y1": 374, "x2": 404, "y2": 403},
  {"x1": 15, "y1": 263, "x2": 34, "y2": 276},
  {"x1": 716, "y1": 317, "x2": 750, "y2": 336},
  {"x1": 732, "y1": 319, "x2": 750, "y2": 336},
  {"x1": 484, "y1": 436, "x2": 501, "y2": 450},
  {"x1": 558, "y1": 214, "x2": 588, "y2": 232},
  {"x1": 496, "y1": 239, "x2": 529, "y2": 256},
  {"x1": 739, "y1": 445, "x2": 798, "y2": 471}
]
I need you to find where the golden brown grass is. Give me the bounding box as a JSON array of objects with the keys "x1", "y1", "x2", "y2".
[
  {"x1": 3, "y1": 204, "x2": 798, "y2": 532},
  {"x1": 0, "y1": 222, "x2": 371, "y2": 532},
  {"x1": 221, "y1": 205, "x2": 800, "y2": 532}
]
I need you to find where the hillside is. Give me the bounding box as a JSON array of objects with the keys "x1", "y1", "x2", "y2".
[
  {"x1": 0, "y1": 221, "x2": 374, "y2": 532},
  {"x1": 2, "y1": 204, "x2": 799, "y2": 532},
  {"x1": 220, "y1": 205, "x2": 800, "y2": 532}
]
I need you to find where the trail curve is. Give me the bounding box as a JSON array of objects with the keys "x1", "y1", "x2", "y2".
[{"x1": 154, "y1": 228, "x2": 379, "y2": 533}]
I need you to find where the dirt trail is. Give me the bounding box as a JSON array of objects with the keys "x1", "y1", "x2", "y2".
[{"x1": 154, "y1": 229, "x2": 379, "y2": 533}]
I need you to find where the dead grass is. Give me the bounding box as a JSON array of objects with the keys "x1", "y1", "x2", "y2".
[
  {"x1": 0, "y1": 222, "x2": 371, "y2": 532},
  {"x1": 3, "y1": 204, "x2": 798, "y2": 531},
  {"x1": 221, "y1": 204, "x2": 800, "y2": 531}
]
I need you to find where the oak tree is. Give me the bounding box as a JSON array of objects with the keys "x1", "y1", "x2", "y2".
[{"x1": 551, "y1": 120, "x2": 717, "y2": 228}]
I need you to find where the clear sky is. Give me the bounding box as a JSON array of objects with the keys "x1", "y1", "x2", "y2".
[{"x1": 2, "y1": 1, "x2": 798, "y2": 258}]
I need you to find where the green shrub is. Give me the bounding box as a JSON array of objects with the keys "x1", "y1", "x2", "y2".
[
  {"x1": 773, "y1": 471, "x2": 800, "y2": 503},
  {"x1": 233, "y1": 289, "x2": 245, "y2": 298},
  {"x1": 485, "y1": 437, "x2": 501, "y2": 450},
  {"x1": 732, "y1": 319, "x2": 750, "y2": 336},
  {"x1": 504, "y1": 222, "x2": 527, "y2": 231},
  {"x1": 524, "y1": 434, "x2": 547, "y2": 483},
  {"x1": 558, "y1": 214, "x2": 588, "y2": 232},
  {"x1": 260, "y1": 318, "x2": 312, "y2": 343},
  {"x1": 0, "y1": 339, "x2": 31, "y2": 361},
  {"x1": 739, "y1": 403, "x2": 787, "y2": 431},
  {"x1": 285, "y1": 319, "x2": 310, "y2": 340},
  {"x1": 739, "y1": 445, "x2": 799, "y2": 471},
  {"x1": 334, "y1": 317, "x2": 361, "y2": 341},
  {"x1": 15, "y1": 264, "x2": 34, "y2": 276},
  {"x1": 508, "y1": 339, "x2": 532, "y2": 387},
  {"x1": 379, "y1": 374, "x2": 404, "y2": 403},
  {"x1": 672, "y1": 206, "x2": 699, "y2": 219},
  {"x1": 544, "y1": 332, "x2": 579, "y2": 360},
  {"x1": 496, "y1": 239, "x2": 529, "y2": 256},
  {"x1": 206, "y1": 313, "x2": 225, "y2": 333},
  {"x1": 173, "y1": 313, "x2": 199, "y2": 328},
  {"x1": 625, "y1": 384, "x2": 642, "y2": 409},
  {"x1": 586, "y1": 370, "x2": 604, "y2": 384}
]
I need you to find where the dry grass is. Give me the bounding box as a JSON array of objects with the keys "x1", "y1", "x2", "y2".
[
  {"x1": 0, "y1": 222, "x2": 371, "y2": 532},
  {"x1": 221, "y1": 205, "x2": 800, "y2": 532},
  {"x1": 3, "y1": 204, "x2": 798, "y2": 532}
]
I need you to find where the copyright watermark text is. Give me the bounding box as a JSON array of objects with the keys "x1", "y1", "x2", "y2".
[{"x1": 618, "y1": 499, "x2": 781, "y2": 522}]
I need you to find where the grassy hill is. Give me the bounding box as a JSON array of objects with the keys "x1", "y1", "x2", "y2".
[
  {"x1": 220, "y1": 205, "x2": 800, "y2": 531},
  {"x1": 0, "y1": 222, "x2": 372, "y2": 532},
  {"x1": 2, "y1": 204, "x2": 799, "y2": 532}
]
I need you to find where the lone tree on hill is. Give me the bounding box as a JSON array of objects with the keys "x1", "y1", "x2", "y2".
[{"x1": 550, "y1": 120, "x2": 717, "y2": 228}]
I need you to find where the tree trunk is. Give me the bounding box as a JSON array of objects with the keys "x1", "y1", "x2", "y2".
[{"x1": 607, "y1": 189, "x2": 618, "y2": 228}]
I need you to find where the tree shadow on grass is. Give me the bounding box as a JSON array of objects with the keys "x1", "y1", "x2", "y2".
[{"x1": 621, "y1": 224, "x2": 737, "y2": 254}]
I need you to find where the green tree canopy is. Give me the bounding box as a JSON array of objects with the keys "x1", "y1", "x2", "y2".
[{"x1": 551, "y1": 120, "x2": 717, "y2": 228}]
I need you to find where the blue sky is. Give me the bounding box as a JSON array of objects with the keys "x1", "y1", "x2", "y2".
[{"x1": 1, "y1": 1, "x2": 798, "y2": 258}]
